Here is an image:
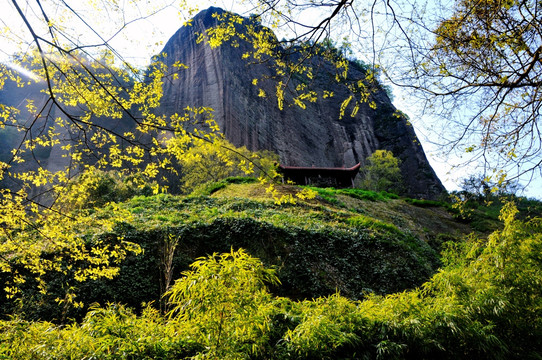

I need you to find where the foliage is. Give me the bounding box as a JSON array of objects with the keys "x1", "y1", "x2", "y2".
[
  {"x1": 285, "y1": 203, "x2": 542, "y2": 358},
  {"x1": 1, "y1": 2, "x2": 541, "y2": 358},
  {"x1": 0, "y1": 55, "x2": 229, "y2": 301},
  {"x1": 304, "y1": 186, "x2": 344, "y2": 205},
  {"x1": 0, "y1": 188, "x2": 444, "y2": 320},
  {"x1": 165, "y1": 249, "x2": 280, "y2": 359},
  {"x1": 0, "y1": 50, "x2": 283, "y2": 302},
  {"x1": 2, "y1": 205, "x2": 542, "y2": 358},
  {"x1": 0, "y1": 304, "x2": 199, "y2": 359},
  {"x1": 416, "y1": 202, "x2": 542, "y2": 357},
  {"x1": 0, "y1": 1, "x2": 432, "y2": 306},
  {"x1": 1, "y1": 1, "x2": 290, "y2": 299},
  {"x1": 56, "y1": 170, "x2": 154, "y2": 210},
  {"x1": 447, "y1": 186, "x2": 542, "y2": 233},
  {"x1": 458, "y1": 174, "x2": 523, "y2": 202},
  {"x1": 0, "y1": 199, "x2": 142, "y2": 314},
  {"x1": 223, "y1": 176, "x2": 260, "y2": 185},
  {"x1": 175, "y1": 137, "x2": 278, "y2": 193},
  {"x1": 428, "y1": 0, "x2": 542, "y2": 182},
  {"x1": 284, "y1": 294, "x2": 367, "y2": 358},
  {"x1": 360, "y1": 150, "x2": 403, "y2": 193},
  {"x1": 114, "y1": 192, "x2": 437, "y2": 300}
]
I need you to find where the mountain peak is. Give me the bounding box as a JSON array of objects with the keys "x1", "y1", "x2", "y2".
[{"x1": 157, "y1": 9, "x2": 445, "y2": 198}]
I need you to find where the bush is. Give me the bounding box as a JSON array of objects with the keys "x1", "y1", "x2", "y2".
[
  {"x1": 165, "y1": 249, "x2": 280, "y2": 359},
  {"x1": 56, "y1": 170, "x2": 153, "y2": 210},
  {"x1": 176, "y1": 137, "x2": 278, "y2": 193},
  {"x1": 360, "y1": 150, "x2": 403, "y2": 193},
  {"x1": 2, "y1": 209, "x2": 542, "y2": 360},
  {"x1": 0, "y1": 305, "x2": 199, "y2": 359}
]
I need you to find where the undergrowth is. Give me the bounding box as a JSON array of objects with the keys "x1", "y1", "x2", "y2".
[
  {"x1": 0, "y1": 192, "x2": 440, "y2": 321},
  {"x1": 2, "y1": 204, "x2": 541, "y2": 359},
  {"x1": 305, "y1": 186, "x2": 398, "y2": 206}
]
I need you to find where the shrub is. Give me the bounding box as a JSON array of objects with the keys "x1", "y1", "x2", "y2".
[
  {"x1": 0, "y1": 305, "x2": 198, "y2": 359},
  {"x1": 56, "y1": 169, "x2": 153, "y2": 210},
  {"x1": 165, "y1": 249, "x2": 280, "y2": 359},
  {"x1": 360, "y1": 150, "x2": 403, "y2": 193},
  {"x1": 176, "y1": 137, "x2": 278, "y2": 193}
]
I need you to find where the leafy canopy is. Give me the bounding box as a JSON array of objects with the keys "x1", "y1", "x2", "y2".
[
  {"x1": 429, "y1": 0, "x2": 542, "y2": 185},
  {"x1": 0, "y1": 1, "x2": 282, "y2": 303},
  {"x1": 360, "y1": 150, "x2": 402, "y2": 193}
]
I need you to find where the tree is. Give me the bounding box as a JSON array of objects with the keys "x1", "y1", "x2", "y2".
[
  {"x1": 416, "y1": 0, "x2": 542, "y2": 186},
  {"x1": 193, "y1": 3, "x2": 384, "y2": 121},
  {"x1": 360, "y1": 150, "x2": 402, "y2": 193},
  {"x1": 0, "y1": 1, "x2": 255, "y2": 302},
  {"x1": 54, "y1": 170, "x2": 154, "y2": 211},
  {"x1": 174, "y1": 137, "x2": 279, "y2": 193}
]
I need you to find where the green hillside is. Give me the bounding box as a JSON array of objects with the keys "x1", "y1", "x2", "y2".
[
  {"x1": 0, "y1": 181, "x2": 450, "y2": 319},
  {"x1": 1, "y1": 179, "x2": 532, "y2": 319},
  {"x1": 1, "y1": 180, "x2": 541, "y2": 359}
]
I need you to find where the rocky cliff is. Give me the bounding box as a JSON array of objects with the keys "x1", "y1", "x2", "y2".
[
  {"x1": 0, "y1": 73, "x2": 73, "y2": 191},
  {"x1": 0, "y1": 7, "x2": 445, "y2": 199},
  {"x1": 157, "y1": 7, "x2": 445, "y2": 198}
]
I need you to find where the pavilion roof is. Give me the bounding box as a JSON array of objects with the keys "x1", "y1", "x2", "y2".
[{"x1": 278, "y1": 163, "x2": 361, "y2": 174}]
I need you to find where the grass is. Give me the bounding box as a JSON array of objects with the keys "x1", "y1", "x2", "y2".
[
  {"x1": 190, "y1": 177, "x2": 259, "y2": 196},
  {"x1": 404, "y1": 198, "x2": 448, "y2": 208},
  {"x1": 347, "y1": 214, "x2": 401, "y2": 235},
  {"x1": 303, "y1": 186, "x2": 398, "y2": 206}
]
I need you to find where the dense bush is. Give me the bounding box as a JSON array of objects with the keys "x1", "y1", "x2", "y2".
[
  {"x1": 176, "y1": 136, "x2": 278, "y2": 193},
  {"x1": 56, "y1": 170, "x2": 154, "y2": 210},
  {"x1": 0, "y1": 305, "x2": 200, "y2": 359},
  {"x1": 0, "y1": 194, "x2": 440, "y2": 321},
  {"x1": 2, "y1": 207, "x2": 541, "y2": 359}
]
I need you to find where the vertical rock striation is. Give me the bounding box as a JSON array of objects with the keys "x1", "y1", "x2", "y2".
[
  {"x1": 0, "y1": 7, "x2": 445, "y2": 199},
  {"x1": 157, "y1": 7, "x2": 445, "y2": 198}
]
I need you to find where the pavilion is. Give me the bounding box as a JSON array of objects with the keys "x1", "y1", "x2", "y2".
[{"x1": 277, "y1": 163, "x2": 361, "y2": 188}]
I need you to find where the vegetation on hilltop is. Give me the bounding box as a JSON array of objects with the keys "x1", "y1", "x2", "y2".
[
  {"x1": 0, "y1": 181, "x2": 446, "y2": 321},
  {"x1": 1, "y1": 200, "x2": 541, "y2": 359}
]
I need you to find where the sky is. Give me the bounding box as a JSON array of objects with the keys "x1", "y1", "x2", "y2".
[{"x1": 1, "y1": 0, "x2": 541, "y2": 199}]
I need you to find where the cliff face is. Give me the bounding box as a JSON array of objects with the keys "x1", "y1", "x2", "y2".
[
  {"x1": 0, "y1": 75, "x2": 72, "y2": 177},
  {"x1": 158, "y1": 7, "x2": 445, "y2": 198},
  {"x1": 0, "y1": 7, "x2": 445, "y2": 199}
]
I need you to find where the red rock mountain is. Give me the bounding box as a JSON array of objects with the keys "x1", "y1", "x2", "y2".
[
  {"x1": 156, "y1": 7, "x2": 444, "y2": 198},
  {"x1": 0, "y1": 7, "x2": 445, "y2": 199}
]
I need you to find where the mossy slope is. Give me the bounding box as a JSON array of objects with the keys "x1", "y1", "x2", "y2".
[{"x1": 7, "y1": 181, "x2": 528, "y2": 321}]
